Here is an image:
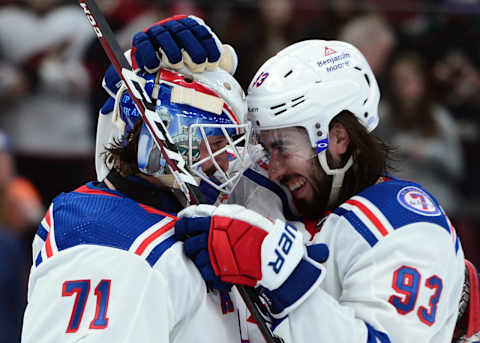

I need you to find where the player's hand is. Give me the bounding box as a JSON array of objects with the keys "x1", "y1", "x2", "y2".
[
  {"x1": 131, "y1": 14, "x2": 237, "y2": 74},
  {"x1": 175, "y1": 204, "x2": 329, "y2": 317}
]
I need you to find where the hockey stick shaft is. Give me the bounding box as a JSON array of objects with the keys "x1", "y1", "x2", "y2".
[
  {"x1": 237, "y1": 287, "x2": 284, "y2": 343},
  {"x1": 78, "y1": 0, "x2": 200, "y2": 204},
  {"x1": 78, "y1": 2, "x2": 280, "y2": 342}
]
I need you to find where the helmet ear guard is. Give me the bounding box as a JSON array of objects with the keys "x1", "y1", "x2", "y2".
[{"x1": 247, "y1": 40, "x2": 380, "y2": 205}]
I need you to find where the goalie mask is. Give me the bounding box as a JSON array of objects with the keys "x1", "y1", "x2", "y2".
[
  {"x1": 110, "y1": 68, "x2": 252, "y2": 194},
  {"x1": 247, "y1": 40, "x2": 380, "y2": 205}
]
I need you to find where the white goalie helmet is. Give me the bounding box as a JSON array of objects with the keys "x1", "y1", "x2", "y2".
[
  {"x1": 96, "y1": 67, "x2": 252, "y2": 195},
  {"x1": 247, "y1": 39, "x2": 380, "y2": 204}
]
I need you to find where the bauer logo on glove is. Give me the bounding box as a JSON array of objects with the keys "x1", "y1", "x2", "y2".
[{"x1": 267, "y1": 223, "x2": 299, "y2": 274}]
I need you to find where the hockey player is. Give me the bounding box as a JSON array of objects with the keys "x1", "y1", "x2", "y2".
[
  {"x1": 127, "y1": 16, "x2": 479, "y2": 343},
  {"x1": 20, "y1": 54, "x2": 264, "y2": 341}
]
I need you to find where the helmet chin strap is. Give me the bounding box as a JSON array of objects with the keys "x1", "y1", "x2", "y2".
[{"x1": 318, "y1": 150, "x2": 353, "y2": 207}]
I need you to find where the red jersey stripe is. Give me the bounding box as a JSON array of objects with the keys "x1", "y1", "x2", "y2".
[
  {"x1": 138, "y1": 203, "x2": 176, "y2": 218},
  {"x1": 45, "y1": 205, "x2": 52, "y2": 229},
  {"x1": 45, "y1": 231, "x2": 53, "y2": 258},
  {"x1": 74, "y1": 185, "x2": 121, "y2": 198},
  {"x1": 135, "y1": 220, "x2": 176, "y2": 255},
  {"x1": 346, "y1": 199, "x2": 388, "y2": 237}
]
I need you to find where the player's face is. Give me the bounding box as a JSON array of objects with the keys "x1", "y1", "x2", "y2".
[
  {"x1": 198, "y1": 135, "x2": 229, "y2": 177},
  {"x1": 259, "y1": 127, "x2": 331, "y2": 219}
]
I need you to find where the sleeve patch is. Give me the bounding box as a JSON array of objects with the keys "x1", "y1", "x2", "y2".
[{"x1": 396, "y1": 186, "x2": 441, "y2": 217}]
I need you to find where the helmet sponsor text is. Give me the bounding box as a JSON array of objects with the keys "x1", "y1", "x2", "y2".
[{"x1": 317, "y1": 52, "x2": 351, "y2": 73}]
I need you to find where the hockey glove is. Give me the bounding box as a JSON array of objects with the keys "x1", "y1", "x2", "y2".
[
  {"x1": 101, "y1": 47, "x2": 135, "y2": 98},
  {"x1": 131, "y1": 15, "x2": 237, "y2": 74},
  {"x1": 175, "y1": 204, "x2": 329, "y2": 317}
]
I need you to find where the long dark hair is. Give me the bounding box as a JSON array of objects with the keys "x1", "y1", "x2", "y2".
[
  {"x1": 387, "y1": 52, "x2": 438, "y2": 137},
  {"x1": 104, "y1": 121, "x2": 142, "y2": 176},
  {"x1": 332, "y1": 110, "x2": 395, "y2": 208}
]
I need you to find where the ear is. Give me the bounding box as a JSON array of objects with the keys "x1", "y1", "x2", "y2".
[{"x1": 328, "y1": 123, "x2": 350, "y2": 160}]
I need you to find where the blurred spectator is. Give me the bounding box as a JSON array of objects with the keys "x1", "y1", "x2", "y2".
[
  {"x1": 0, "y1": 226, "x2": 24, "y2": 343},
  {"x1": 434, "y1": 50, "x2": 480, "y2": 205},
  {"x1": 0, "y1": 130, "x2": 34, "y2": 343},
  {"x1": 338, "y1": 14, "x2": 396, "y2": 85},
  {"x1": 376, "y1": 52, "x2": 465, "y2": 217},
  {"x1": 0, "y1": 0, "x2": 96, "y2": 205},
  {"x1": 219, "y1": 0, "x2": 297, "y2": 88},
  {"x1": 0, "y1": 130, "x2": 43, "y2": 228},
  {"x1": 253, "y1": 0, "x2": 294, "y2": 69}
]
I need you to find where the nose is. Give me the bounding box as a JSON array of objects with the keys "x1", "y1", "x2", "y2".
[
  {"x1": 215, "y1": 150, "x2": 229, "y2": 172},
  {"x1": 267, "y1": 151, "x2": 287, "y2": 182}
]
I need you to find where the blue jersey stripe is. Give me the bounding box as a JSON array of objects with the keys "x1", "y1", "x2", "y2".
[
  {"x1": 333, "y1": 207, "x2": 348, "y2": 216},
  {"x1": 366, "y1": 323, "x2": 391, "y2": 343},
  {"x1": 35, "y1": 252, "x2": 42, "y2": 267},
  {"x1": 243, "y1": 168, "x2": 300, "y2": 221},
  {"x1": 271, "y1": 316, "x2": 287, "y2": 332},
  {"x1": 145, "y1": 236, "x2": 177, "y2": 267},
  {"x1": 343, "y1": 211, "x2": 378, "y2": 247},
  {"x1": 37, "y1": 225, "x2": 48, "y2": 241}
]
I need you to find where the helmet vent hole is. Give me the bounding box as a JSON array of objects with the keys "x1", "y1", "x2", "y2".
[
  {"x1": 184, "y1": 76, "x2": 194, "y2": 83},
  {"x1": 256, "y1": 120, "x2": 260, "y2": 126},
  {"x1": 292, "y1": 99, "x2": 305, "y2": 108},
  {"x1": 364, "y1": 112, "x2": 368, "y2": 118},
  {"x1": 270, "y1": 103, "x2": 286, "y2": 110},
  {"x1": 284, "y1": 70, "x2": 293, "y2": 78},
  {"x1": 291, "y1": 95, "x2": 305, "y2": 108},
  {"x1": 363, "y1": 98, "x2": 368, "y2": 105},
  {"x1": 364, "y1": 74, "x2": 371, "y2": 86},
  {"x1": 270, "y1": 103, "x2": 287, "y2": 116},
  {"x1": 292, "y1": 100, "x2": 305, "y2": 108},
  {"x1": 223, "y1": 82, "x2": 232, "y2": 90},
  {"x1": 354, "y1": 66, "x2": 362, "y2": 71}
]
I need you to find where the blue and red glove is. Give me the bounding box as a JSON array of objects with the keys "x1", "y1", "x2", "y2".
[
  {"x1": 175, "y1": 204, "x2": 329, "y2": 318},
  {"x1": 131, "y1": 15, "x2": 237, "y2": 74},
  {"x1": 101, "y1": 15, "x2": 238, "y2": 102}
]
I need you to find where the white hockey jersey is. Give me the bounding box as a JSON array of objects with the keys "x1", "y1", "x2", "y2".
[
  {"x1": 230, "y1": 162, "x2": 465, "y2": 343},
  {"x1": 25, "y1": 155, "x2": 464, "y2": 342},
  {"x1": 21, "y1": 181, "x2": 244, "y2": 343}
]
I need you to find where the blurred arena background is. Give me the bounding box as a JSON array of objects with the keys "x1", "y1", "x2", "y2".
[{"x1": 0, "y1": 0, "x2": 479, "y2": 341}]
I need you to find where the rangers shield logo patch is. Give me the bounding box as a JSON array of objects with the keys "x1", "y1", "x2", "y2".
[{"x1": 397, "y1": 186, "x2": 441, "y2": 216}]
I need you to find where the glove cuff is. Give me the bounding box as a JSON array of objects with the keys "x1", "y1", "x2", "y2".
[
  {"x1": 260, "y1": 220, "x2": 304, "y2": 290},
  {"x1": 260, "y1": 254, "x2": 326, "y2": 318}
]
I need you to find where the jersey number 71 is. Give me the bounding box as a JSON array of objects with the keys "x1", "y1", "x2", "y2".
[{"x1": 62, "y1": 279, "x2": 111, "y2": 333}]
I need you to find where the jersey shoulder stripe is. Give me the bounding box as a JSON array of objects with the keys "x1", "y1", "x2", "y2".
[
  {"x1": 129, "y1": 216, "x2": 177, "y2": 266},
  {"x1": 333, "y1": 178, "x2": 458, "y2": 252},
  {"x1": 34, "y1": 182, "x2": 179, "y2": 268},
  {"x1": 74, "y1": 184, "x2": 122, "y2": 198}
]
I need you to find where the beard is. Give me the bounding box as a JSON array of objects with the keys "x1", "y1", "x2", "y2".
[{"x1": 293, "y1": 157, "x2": 332, "y2": 220}]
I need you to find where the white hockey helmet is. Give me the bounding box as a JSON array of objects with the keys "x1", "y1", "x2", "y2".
[
  {"x1": 247, "y1": 40, "x2": 380, "y2": 204},
  {"x1": 97, "y1": 67, "x2": 251, "y2": 194}
]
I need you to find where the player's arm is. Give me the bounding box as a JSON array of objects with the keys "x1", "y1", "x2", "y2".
[
  {"x1": 280, "y1": 214, "x2": 465, "y2": 342},
  {"x1": 22, "y1": 244, "x2": 171, "y2": 342}
]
